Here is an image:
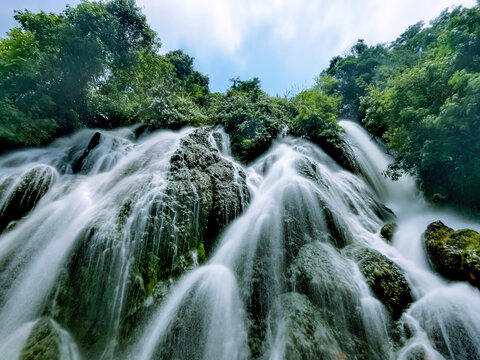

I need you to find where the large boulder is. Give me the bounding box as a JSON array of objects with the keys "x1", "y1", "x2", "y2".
[
  {"x1": 289, "y1": 242, "x2": 372, "y2": 358},
  {"x1": 380, "y1": 223, "x2": 397, "y2": 243},
  {"x1": 350, "y1": 247, "x2": 413, "y2": 320},
  {"x1": 279, "y1": 292, "x2": 342, "y2": 360},
  {"x1": 424, "y1": 221, "x2": 480, "y2": 289},
  {"x1": 0, "y1": 165, "x2": 56, "y2": 233},
  {"x1": 167, "y1": 127, "x2": 250, "y2": 252}
]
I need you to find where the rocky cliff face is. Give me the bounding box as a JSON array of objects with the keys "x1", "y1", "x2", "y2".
[{"x1": 44, "y1": 127, "x2": 250, "y2": 356}]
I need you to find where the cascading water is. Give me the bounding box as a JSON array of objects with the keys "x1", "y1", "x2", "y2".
[
  {"x1": 0, "y1": 126, "x2": 191, "y2": 359},
  {"x1": 340, "y1": 121, "x2": 480, "y2": 359},
  {"x1": 0, "y1": 125, "x2": 250, "y2": 359},
  {"x1": 0, "y1": 120, "x2": 479, "y2": 360}
]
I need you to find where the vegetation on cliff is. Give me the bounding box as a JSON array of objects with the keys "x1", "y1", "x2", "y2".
[{"x1": 321, "y1": 4, "x2": 480, "y2": 211}]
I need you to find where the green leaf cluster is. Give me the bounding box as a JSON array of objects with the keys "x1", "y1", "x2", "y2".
[
  {"x1": 211, "y1": 77, "x2": 343, "y2": 163},
  {"x1": 323, "y1": 4, "x2": 480, "y2": 211},
  {"x1": 0, "y1": 1, "x2": 351, "y2": 173},
  {"x1": 0, "y1": 0, "x2": 211, "y2": 151},
  {"x1": 213, "y1": 79, "x2": 289, "y2": 162}
]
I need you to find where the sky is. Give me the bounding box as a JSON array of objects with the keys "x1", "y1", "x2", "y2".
[{"x1": 1, "y1": 0, "x2": 477, "y2": 95}]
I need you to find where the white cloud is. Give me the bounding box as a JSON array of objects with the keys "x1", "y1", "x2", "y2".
[
  {"x1": 138, "y1": 0, "x2": 477, "y2": 92},
  {"x1": 137, "y1": 0, "x2": 251, "y2": 58},
  {"x1": 139, "y1": 0, "x2": 476, "y2": 60}
]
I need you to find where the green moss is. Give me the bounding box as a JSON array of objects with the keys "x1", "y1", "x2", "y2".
[
  {"x1": 197, "y1": 243, "x2": 206, "y2": 263},
  {"x1": 279, "y1": 292, "x2": 340, "y2": 360},
  {"x1": 380, "y1": 223, "x2": 397, "y2": 243},
  {"x1": 0, "y1": 165, "x2": 55, "y2": 233},
  {"x1": 20, "y1": 318, "x2": 61, "y2": 360},
  {"x1": 139, "y1": 252, "x2": 161, "y2": 294},
  {"x1": 351, "y1": 247, "x2": 413, "y2": 320},
  {"x1": 424, "y1": 221, "x2": 480, "y2": 289}
]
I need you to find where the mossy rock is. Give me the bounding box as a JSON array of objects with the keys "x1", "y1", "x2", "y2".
[
  {"x1": 117, "y1": 278, "x2": 174, "y2": 352},
  {"x1": 289, "y1": 242, "x2": 372, "y2": 358},
  {"x1": 279, "y1": 292, "x2": 341, "y2": 360},
  {"x1": 424, "y1": 221, "x2": 480, "y2": 289},
  {"x1": 351, "y1": 247, "x2": 413, "y2": 320},
  {"x1": 380, "y1": 223, "x2": 397, "y2": 243},
  {"x1": 320, "y1": 137, "x2": 361, "y2": 175},
  {"x1": 19, "y1": 318, "x2": 66, "y2": 360},
  {"x1": 47, "y1": 128, "x2": 250, "y2": 357},
  {"x1": 167, "y1": 127, "x2": 250, "y2": 253},
  {"x1": 0, "y1": 165, "x2": 56, "y2": 233}
]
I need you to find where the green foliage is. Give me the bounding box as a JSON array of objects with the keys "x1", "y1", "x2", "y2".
[
  {"x1": 287, "y1": 84, "x2": 361, "y2": 172},
  {"x1": 326, "y1": 3, "x2": 480, "y2": 211},
  {"x1": 289, "y1": 88, "x2": 342, "y2": 147},
  {"x1": 215, "y1": 78, "x2": 289, "y2": 162},
  {"x1": 0, "y1": 0, "x2": 211, "y2": 151},
  {"x1": 197, "y1": 243, "x2": 206, "y2": 264},
  {"x1": 228, "y1": 76, "x2": 262, "y2": 94},
  {"x1": 166, "y1": 49, "x2": 210, "y2": 105},
  {"x1": 325, "y1": 40, "x2": 391, "y2": 118}
]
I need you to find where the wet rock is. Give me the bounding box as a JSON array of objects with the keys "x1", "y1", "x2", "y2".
[
  {"x1": 328, "y1": 139, "x2": 362, "y2": 175},
  {"x1": 279, "y1": 292, "x2": 340, "y2": 360},
  {"x1": 291, "y1": 242, "x2": 359, "y2": 310},
  {"x1": 401, "y1": 285, "x2": 480, "y2": 360},
  {"x1": 0, "y1": 165, "x2": 56, "y2": 233},
  {"x1": 298, "y1": 129, "x2": 361, "y2": 174},
  {"x1": 351, "y1": 247, "x2": 413, "y2": 320},
  {"x1": 166, "y1": 127, "x2": 250, "y2": 253},
  {"x1": 19, "y1": 317, "x2": 79, "y2": 360},
  {"x1": 20, "y1": 318, "x2": 61, "y2": 360},
  {"x1": 127, "y1": 127, "x2": 249, "y2": 308},
  {"x1": 381, "y1": 223, "x2": 397, "y2": 243},
  {"x1": 374, "y1": 204, "x2": 395, "y2": 222},
  {"x1": 289, "y1": 242, "x2": 371, "y2": 358},
  {"x1": 424, "y1": 221, "x2": 480, "y2": 289},
  {"x1": 119, "y1": 278, "x2": 174, "y2": 351},
  {"x1": 72, "y1": 131, "x2": 101, "y2": 173},
  {"x1": 398, "y1": 344, "x2": 439, "y2": 360},
  {"x1": 133, "y1": 124, "x2": 155, "y2": 139}
]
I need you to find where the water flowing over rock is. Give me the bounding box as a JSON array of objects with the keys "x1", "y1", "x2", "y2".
[
  {"x1": 71, "y1": 132, "x2": 102, "y2": 173},
  {"x1": 0, "y1": 165, "x2": 56, "y2": 233},
  {"x1": 380, "y1": 222, "x2": 397, "y2": 243},
  {"x1": 349, "y1": 246, "x2": 413, "y2": 320},
  {"x1": 19, "y1": 318, "x2": 80, "y2": 360},
  {"x1": 290, "y1": 242, "x2": 391, "y2": 358},
  {"x1": 277, "y1": 292, "x2": 339, "y2": 360},
  {"x1": 0, "y1": 126, "x2": 249, "y2": 359},
  {"x1": 167, "y1": 128, "x2": 250, "y2": 252},
  {"x1": 1, "y1": 121, "x2": 480, "y2": 360}
]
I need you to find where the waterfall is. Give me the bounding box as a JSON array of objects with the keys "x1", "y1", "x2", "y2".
[
  {"x1": 0, "y1": 122, "x2": 479, "y2": 359},
  {"x1": 339, "y1": 121, "x2": 480, "y2": 359}
]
